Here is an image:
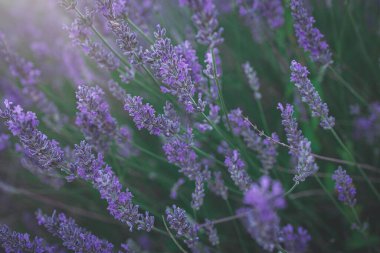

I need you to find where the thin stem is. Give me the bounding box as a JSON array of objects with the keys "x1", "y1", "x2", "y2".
[
  {"x1": 162, "y1": 216, "x2": 188, "y2": 253},
  {"x1": 328, "y1": 66, "x2": 367, "y2": 106},
  {"x1": 283, "y1": 182, "x2": 299, "y2": 197},
  {"x1": 125, "y1": 16, "x2": 154, "y2": 45}
]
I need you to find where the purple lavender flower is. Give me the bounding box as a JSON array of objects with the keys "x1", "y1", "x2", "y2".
[
  {"x1": 0, "y1": 100, "x2": 64, "y2": 174},
  {"x1": 191, "y1": 176, "x2": 205, "y2": 210},
  {"x1": 224, "y1": 149, "x2": 253, "y2": 192},
  {"x1": 0, "y1": 224, "x2": 57, "y2": 253},
  {"x1": 175, "y1": 41, "x2": 204, "y2": 86},
  {"x1": 241, "y1": 175, "x2": 285, "y2": 252},
  {"x1": 204, "y1": 219, "x2": 219, "y2": 246},
  {"x1": 278, "y1": 103, "x2": 318, "y2": 182},
  {"x1": 227, "y1": 108, "x2": 279, "y2": 172},
  {"x1": 332, "y1": 167, "x2": 357, "y2": 207},
  {"x1": 290, "y1": 0, "x2": 332, "y2": 64},
  {"x1": 290, "y1": 60, "x2": 335, "y2": 129},
  {"x1": 179, "y1": 0, "x2": 224, "y2": 47},
  {"x1": 36, "y1": 210, "x2": 114, "y2": 253},
  {"x1": 70, "y1": 141, "x2": 154, "y2": 231},
  {"x1": 170, "y1": 178, "x2": 185, "y2": 199},
  {"x1": 208, "y1": 171, "x2": 228, "y2": 200},
  {"x1": 143, "y1": 25, "x2": 197, "y2": 113},
  {"x1": 76, "y1": 85, "x2": 117, "y2": 152},
  {"x1": 124, "y1": 95, "x2": 179, "y2": 137},
  {"x1": 107, "y1": 79, "x2": 128, "y2": 102},
  {"x1": 242, "y1": 62, "x2": 262, "y2": 100},
  {"x1": 64, "y1": 13, "x2": 120, "y2": 71},
  {"x1": 280, "y1": 224, "x2": 311, "y2": 253},
  {"x1": 165, "y1": 205, "x2": 199, "y2": 249}
]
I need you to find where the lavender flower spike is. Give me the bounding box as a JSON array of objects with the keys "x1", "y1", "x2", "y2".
[
  {"x1": 278, "y1": 103, "x2": 318, "y2": 182},
  {"x1": 290, "y1": 60, "x2": 335, "y2": 129},
  {"x1": 143, "y1": 25, "x2": 196, "y2": 113},
  {"x1": 290, "y1": 0, "x2": 332, "y2": 64},
  {"x1": 0, "y1": 100, "x2": 64, "y2": 173},
  {"x1": 224, "y1": 149, "x2": 253, "y2": 192},
  {"x1": 241, "y1": 175, "x2": 285, "y2": 251},
  {"x1": 242, "y1": 62, "x2": 261, "y2": 100},
  {"x1": 332, "y1": 167, "x2": 357, "y2": 207},
  {"x1": 0, "y1": 224, "x2": 57, "y2": 253},
  {"x1": 70, "y1": 141, "x2": 154, "y2": 231},
  {"x1": 75, "y1": 85, "x2": 117, "y2": 152},
  {"x1": 280, "y1": 224, "x2": 311, "y2": 253},
  {"x1": 36, "y1": 210, "x2": 114, "y2": 253},
  {"x1": 165, "y1": 205, "x2": 199, "y2": 250}
]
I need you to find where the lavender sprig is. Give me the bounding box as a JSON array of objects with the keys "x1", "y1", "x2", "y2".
[
  {"x1": 290, "y1": 60, "x2": 335, "y2": 129},
  {"x1": 278, "y1": 103, "x2": 318, "y2": 182},
  {"x1": 0, "y1": 100, "x2": 64, "y2": 174},
  {"x1": 69, "y1": 141, "x2": 154, "y2": 231},
  {"x1": 36, "y1": 210, "x2": 114, "y2": 253},
  {"x1": 290, "y1": 0, "x2": 332, "y2": 64},
  {"x1": 332, "y1": 167, "x2": 357, "y2": 207},
  {"x1": 179, "y1": 0, "x2": 224, "y2": 48},
  {"x1": 279, "y1": 224, "x2": 311, "y2": 253},
  {"x1": 242, "y1": 62, "x2": 261, "y2": 100},
  {"x1": 224, "y1": 149, "x2": 253, "y2": 192},
  {"x1": 0, "y1": 224, "x2": 57, "y2": 253},
  {"x1": 165, "y1": 205, "x2": 199, "y2": 250}
]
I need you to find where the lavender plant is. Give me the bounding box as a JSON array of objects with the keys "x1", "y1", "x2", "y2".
[{"x1": 0, "y1": 0, "x2": 379, "y2": 252}]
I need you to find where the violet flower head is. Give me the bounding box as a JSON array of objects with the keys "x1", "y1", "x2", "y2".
[
  {"x1": 36, "y1": 210, "x2": 114, "y2": 253},
  {"x1": 332, "y1": 167, "x2": 357, "y2": 207},
  {"x1": 0, "y1": 100, "x2": 64, "y2": 173},
  {"x1": 179, "y1": 0, "x2": 224, "y2": 47},
  {"x1": 224, "y1": 149, "x2": 252, "y2": 192},
  {"x1": 278, "y1": 103, "x2": 318, "y2": 182},
  {"x1": 175, "y1": 41, "x2": 204, "y2": 85},
  {"x1": 124, "y1": 95, "x2": 179, "y2": 137},
  {"x1": 204, "y1": 219, "x2": 219, "y2": 246},
  {"x1": 242, "y1": 61, "x2": 261, "y2": 100},
  {"x1": 143, "y1": 25, "x2": 196, "y2": 113},
  {"x1": 165, "y1": 205, "x2": 199, "y2": 250},
  {"x1": 290, "y1": 60, "x2": 335, "y2": 129},
  {"x1": 280, "y1": 224, "x2": 311, "y2": 253},
  {"x1": 290, "y1": 0, "x2": 332, "y2": 64},
  {"x1": 70, "y1": 141, "x2": 154, "y2": 231},
  {"x1": 0, "y1": 224, "x2": 57, "y2": 253},
  {"x1": 76, "y1": 85, "x2": 117, "y2": 152},
  {"x1": 191, "y1": 175, "x2": 205, "y2": 210},
  {"x1": 241, "y1": 175, "x2": 285, "y2": 252},
  {"x1": 227, "y1": 108, "x2": 279, "y2": 172}
]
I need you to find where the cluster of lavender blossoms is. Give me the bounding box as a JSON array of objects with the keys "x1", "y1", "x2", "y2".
[
  {"x1": 242, "y1": 61, "x2": 262, "y2": 100},
  {"x1": 290, "y1": 0, "x2": 332, "y2": 64},
  {"x1": 240, "y1": 176, "x2": 285, "y2": 252},
  {"x1": 332, "y1": 167, "x2": 357, "y2": 207},
  {"x1": 278, "y1": 103, "x2": 318, "y2": 182},
  {"x1": 227, "y1": 108, "x2": 279, "y2": 172},
  {"x1": 0, "y1": 224, "x2": 58, "y2": 253},
  {"x1": 290, "y1": 60, "x2": 335, "y2": 129},
  {"x1": 237, "y1": 0, "x2": 284, "y2": 42},
  {"x1": 179, "y1": 0, "x2": 224, "y2": 48},
  {"x1": 143, "y1": 26, "x2": 198, "y2": 113},
  {"x1": 279, "y1": 224, "x2": 311, "y2": 253},
  {"x1": 36, "y1": 210, "x2": 115, "y2": 252},
  {"x1": 69, "y1": 141, "x2": 154, "y2": 231},
  {"x1": 0, "y1": 100, "x2": 65, "y2": 180},
  {"x1": 165, "y1": 205, "x2": 199, "y2": 250}
]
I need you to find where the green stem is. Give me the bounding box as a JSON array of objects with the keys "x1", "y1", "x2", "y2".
[
  {"x1": 256, "y1": 99, "x2": 269, "y2": 133},
  {"x1": 162, "y1": 216, "x2": 188, "y2": 253}
]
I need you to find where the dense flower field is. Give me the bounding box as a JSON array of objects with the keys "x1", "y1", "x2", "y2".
[{"x1": 0, "y1": 0, "x2": 379, "y2": 252}]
